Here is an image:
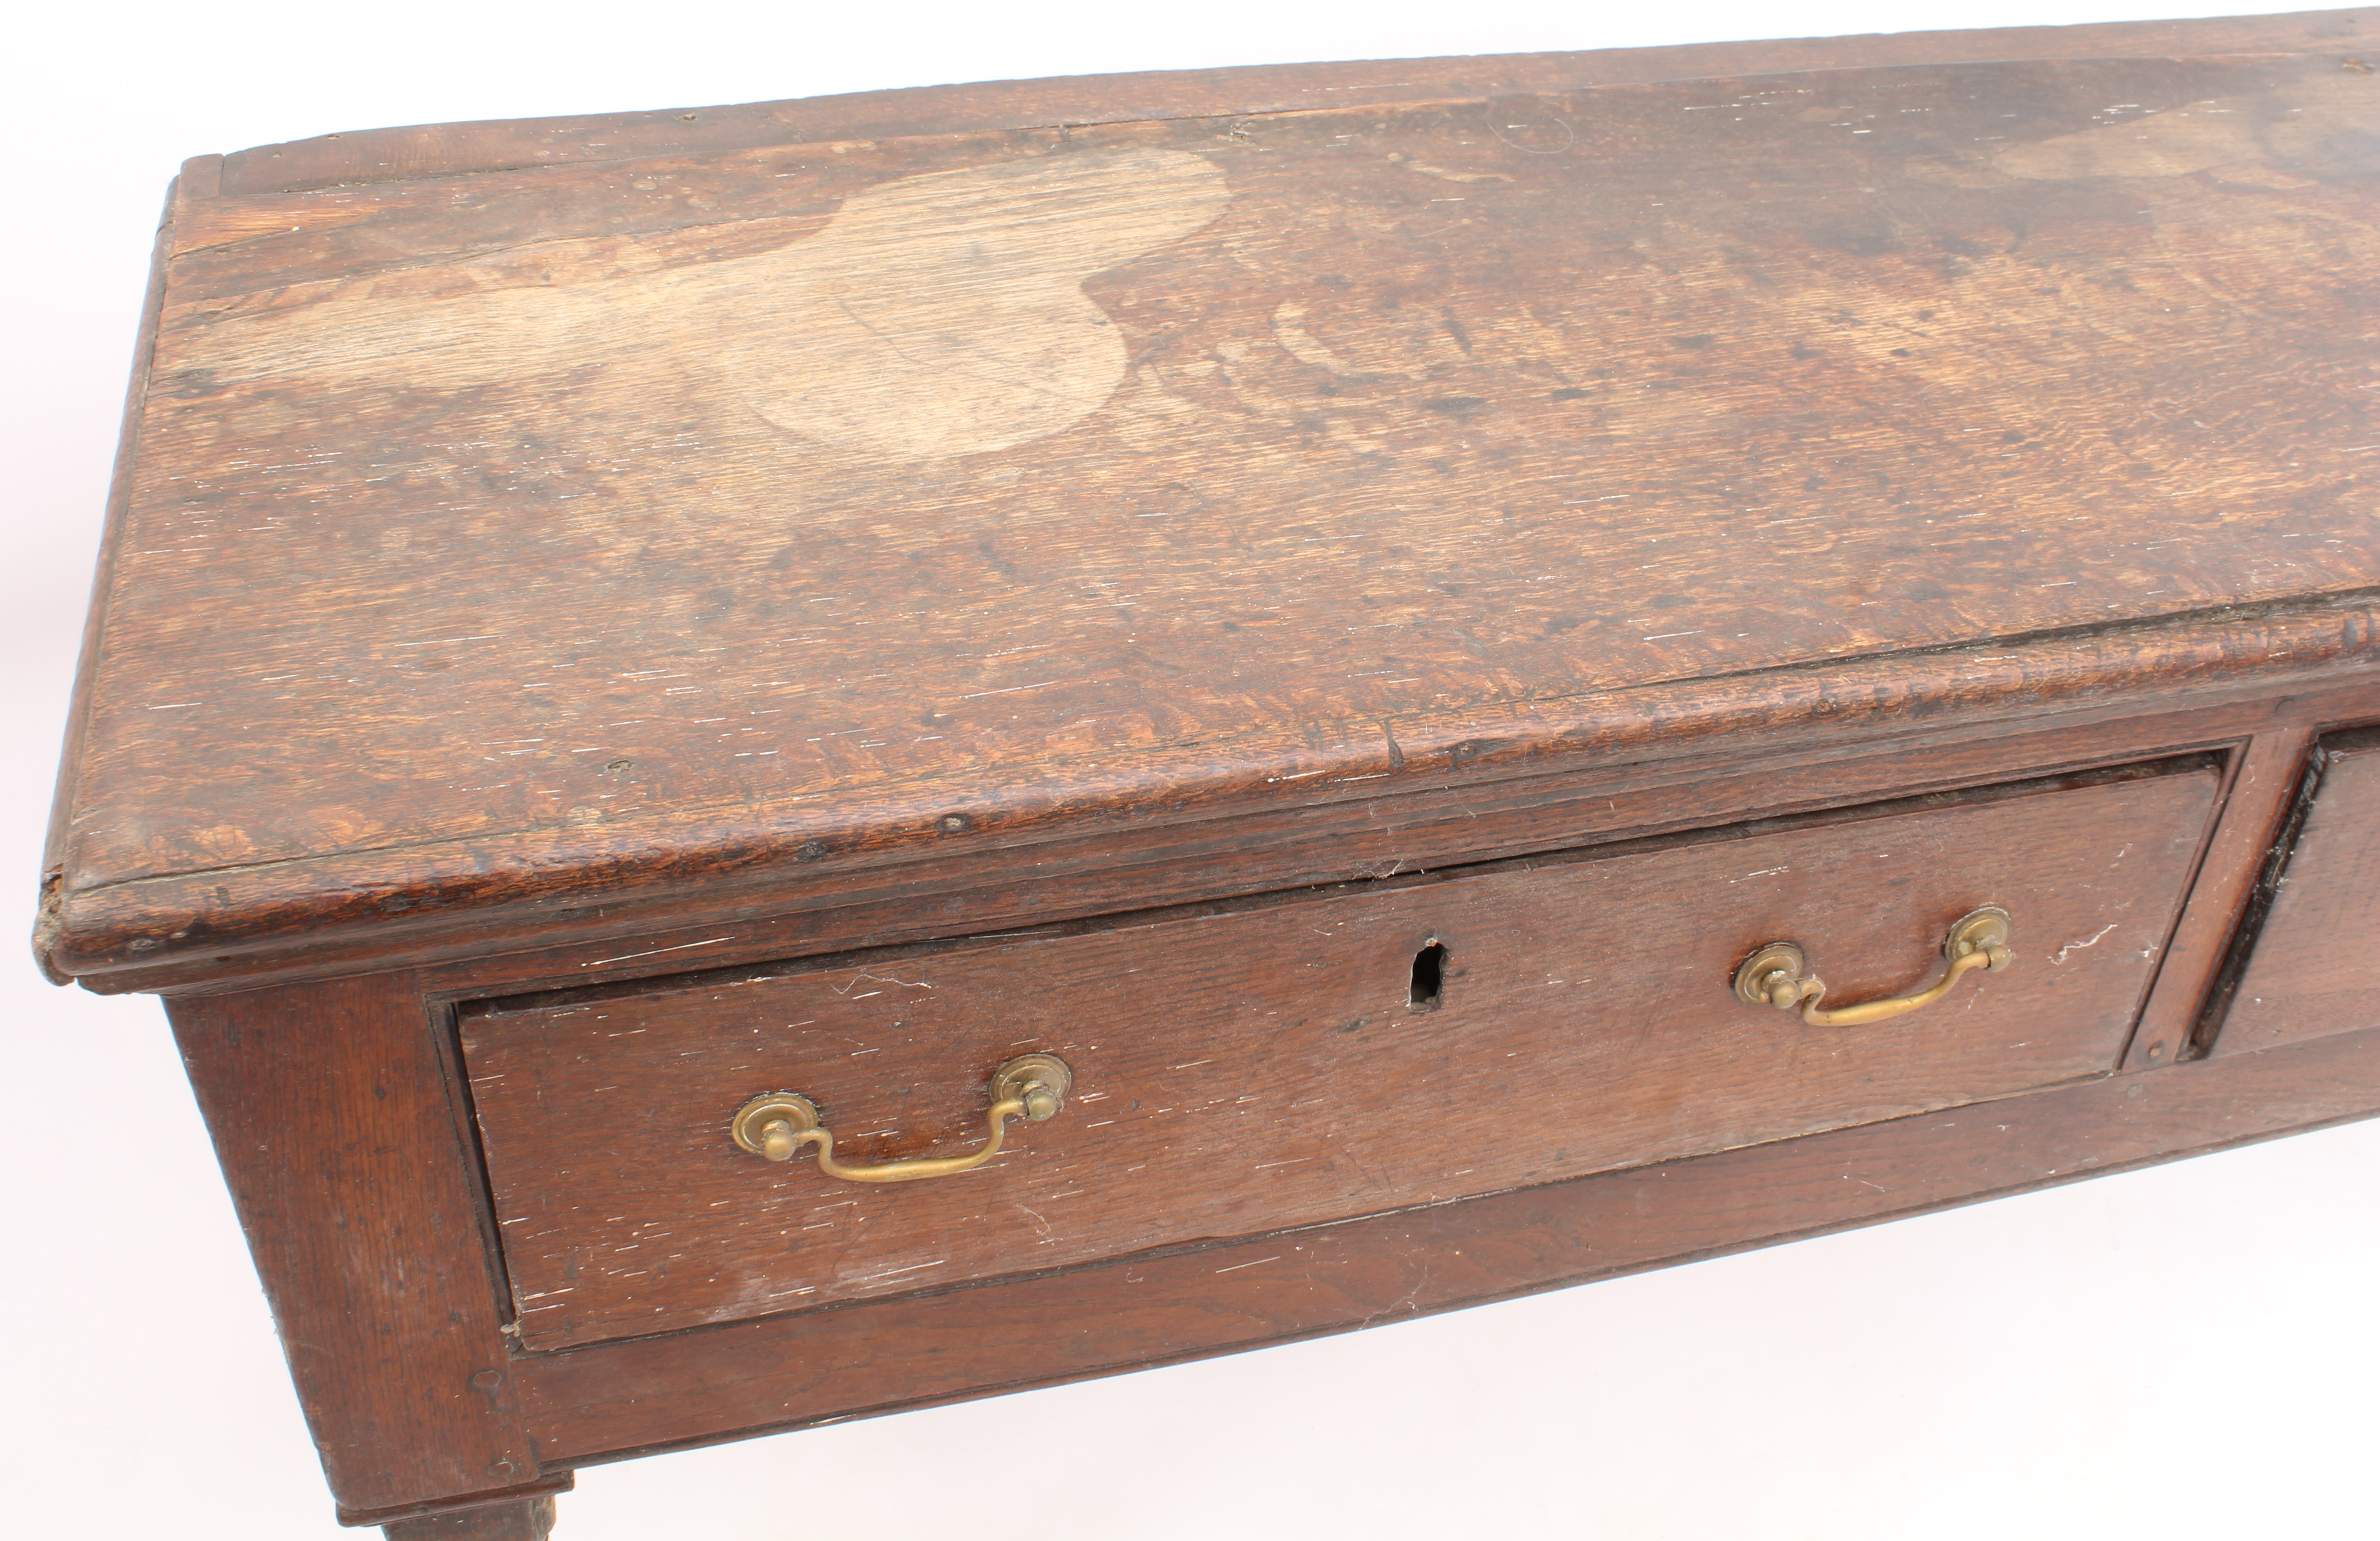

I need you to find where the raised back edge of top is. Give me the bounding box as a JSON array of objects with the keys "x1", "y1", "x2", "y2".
[{"x1": 208, "y1": 8, "x2": 2379, "y2": 196}]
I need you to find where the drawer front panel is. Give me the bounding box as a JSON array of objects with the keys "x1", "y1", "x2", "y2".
[
  {"x1": 463, "y1": 760, "x2": 2215, "y2": 1350},
  {"x1": 2210, "y1": 726, "x2": 2380, "y2": 1057}
]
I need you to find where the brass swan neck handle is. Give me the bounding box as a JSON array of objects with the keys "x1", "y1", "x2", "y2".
[
  {"x1": 731, "y1": 1053, "x2": 1072, "y2": 1184},
  {"x1": 1735, "y1": 907, "x2": 2014, "y2": 1027}
]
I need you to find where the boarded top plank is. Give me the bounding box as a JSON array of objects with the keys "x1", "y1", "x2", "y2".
[
  {"x1": 214, "y1": 8, "x2": 2380, "y2": 195},
  {"x1": 41, "y1": 12, "x2": 2380, "y2": 983}
]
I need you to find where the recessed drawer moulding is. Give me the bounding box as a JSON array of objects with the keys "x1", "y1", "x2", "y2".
[
  {"x1": 2205, "y1": 724, "x2": 2380, "y2": 1057},
  {"x1": 464, "y1": 757, "x2": 2217, "y2": 1351},
  {"x1": 43, "y1": 12, "x2": 2380, "y2": 1532}
]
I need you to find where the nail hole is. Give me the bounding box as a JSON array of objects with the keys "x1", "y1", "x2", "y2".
[{"x1": 1409, "y1": 941, "x2": 1447, "y2": 1010}]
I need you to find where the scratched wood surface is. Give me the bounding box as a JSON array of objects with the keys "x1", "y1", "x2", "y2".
[
  {"x1": 45, "y1": 19, "x2": 2380, "y2": 1534},
  {"x1": 43, "y1": 32, "x2": 2380, "y2": 981},
  {"x1": 463, "y1": 758, "x2": 2212, "y2": 1349},
  {"x1": 214, "y1": 10, "x2": 2380, "y2": 196},
  {"x1": 167, "y1": 975, "x2": 550, "y2": 1516},
  {"x1": 513, "y1": 1018, "x2": 2380, "y2": 1466},
  {"x1": 51, "y1": 597, "x2": 2380, "y2": 993},
  {"x1": 2206, "y1": 723, "x2": 2380, "y2": 1054}
]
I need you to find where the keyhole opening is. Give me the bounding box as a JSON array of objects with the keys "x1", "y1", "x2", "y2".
[{"x1": 1409, "y1": 941, "x2": 1448, "y2": 1010}]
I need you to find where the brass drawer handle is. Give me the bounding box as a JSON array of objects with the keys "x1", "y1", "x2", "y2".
[
  {"x1": 1734, "y1": 906, "x2": 2014, "y2": 1027},
  {"x1": 729, "y1": 1053, "x2": 1072, "y2": 1184}
]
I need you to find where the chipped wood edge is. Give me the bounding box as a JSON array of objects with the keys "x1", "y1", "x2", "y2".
[
  {"x1": 43, "y1": 593, "x2": 2380, "y2": 989},
  {"x1": 34, "y1": 175, "x2": 184, "y2": 986}
]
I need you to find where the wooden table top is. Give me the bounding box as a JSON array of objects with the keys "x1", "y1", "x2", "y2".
[{"x1": 40, "y1": 7, "x2": 2380, "y2": 984}]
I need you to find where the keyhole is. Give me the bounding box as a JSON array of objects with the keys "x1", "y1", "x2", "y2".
[{"x1": 1409, "y1": 941, "x2": 1448, "y2": 1010}]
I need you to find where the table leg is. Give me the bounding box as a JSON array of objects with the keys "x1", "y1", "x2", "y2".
[{"x1": 382, "y1": 1495, "x2": 557, "y2": 1541}]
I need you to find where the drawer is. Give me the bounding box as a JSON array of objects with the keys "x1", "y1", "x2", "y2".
[
  {"x1": 2206, "y1": 725, "x2": 2380, "y2": 1057},
  {"x1": 462, "y1": 756, "x2": 2217, "y2": 1350}
]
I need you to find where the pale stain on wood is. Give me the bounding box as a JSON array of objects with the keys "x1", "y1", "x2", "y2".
[
  {"x1": 46, "y1": 49, "x2": 2380, "y2": 969},
  {"x1": 50, "y1": 21, "x2": 2380, "y2": 1532},
  {"x1": 173, "y1": 146, "x2": 1232, "y2": 460}
]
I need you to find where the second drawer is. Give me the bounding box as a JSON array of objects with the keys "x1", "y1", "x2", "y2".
[{"x1": 462, "y1": 755, "x2": 2217, "y2": 1350}]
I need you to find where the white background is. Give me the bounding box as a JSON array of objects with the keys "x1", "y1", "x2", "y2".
[{"x1": 5, "y1": 2, "x2": 2378, "y2": 1536}]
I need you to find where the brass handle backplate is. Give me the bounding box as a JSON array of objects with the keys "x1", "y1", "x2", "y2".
[
  {"x1": 730, "y1": 1053, "x2": 1072, "y2": 1184},
  {"x1": 1734, "y1": 906, "x2": 2014, "y2": 1027}
]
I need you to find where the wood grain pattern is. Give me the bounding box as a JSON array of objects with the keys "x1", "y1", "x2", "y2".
[
  {"x1": 463, "y1": 758, "x2": 2213, "y2": 1349},
  {"x1": 38, "y1": 18, "x2": 2380, "y2": 1533},
  {"x1": 213, "y1": 9, "x2": 2380, "y2": 196},
  {"x1": 2205, "y1": 723, "x2": 2380, "y2": 1054},
  {"x1": 71, "y1": 671, "x2": 2380, "y2": 997},
  {"x1": 2123, "y1": 723, "x2": 2316, "y2": 1070},
  {"x1": 167, "y1": 976, "x2": 549, "y2": 1515},
  {"x1": 512, "y1": 1021, "x2": 2380, "y2": 1468},
  {"x1": 381, "y1": 1496, "x2": 556, "y2": 1541},
  {"x1": 184, "y1": 147, "x2": 1231, "y2": 460},
  {"x1": 43, "y1": 47, "x2": 2380, "y2": 985}
]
